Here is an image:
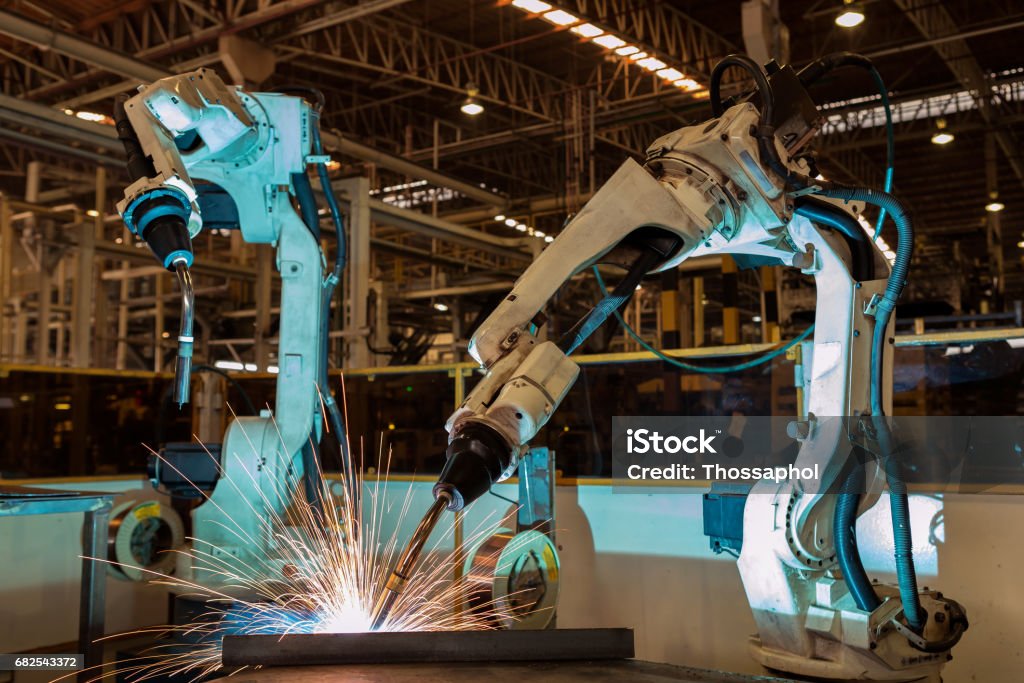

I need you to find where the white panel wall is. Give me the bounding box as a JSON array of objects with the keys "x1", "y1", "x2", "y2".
[
  {"x1": 2, "y1": 478, "x2": 1021, "y2": 682},
  {"x1": 0, "y1": 479, "x2": 171, "y2": 654}
]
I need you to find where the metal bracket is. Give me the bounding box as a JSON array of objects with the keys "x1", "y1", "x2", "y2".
[
  {"x1": 786, "y1": 184, "x2": 823, "y2": 198},
  {"x1": 863, "y1": 293, "x2": 881, "y2": 318},
  {"x1": 518, "y1": 447, "x2": 555, "y2": 535},
  {"x1": 890, "y1": 611, "x2": 929, "y2": 650}
]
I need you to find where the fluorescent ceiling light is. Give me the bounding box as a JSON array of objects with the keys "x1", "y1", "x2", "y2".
[
  {"x1": 930, "y1": 131, "x2": 954, "y2": 145},
  {"x1": 637, "y1": 57, "x2": 667, "y2": 71},
  {"x1": 494, "y1": 214, "x2": 506, "y2": 221},
  {"x1": 511, "y1": 0, "x2": 551, "y2": 12},
  {"x1": 75, "y1": 111, "x2": 106, "y2": 122},
  {"x1": 542, "y1": 9, "x2": 578, "y2": 25},
  {"x1": 516, "y1": 223, "x2": 528, "y2": 232},
  {"x1": 986, "y1": 201, "x2": 1005, "y2": 212},
  {"x1": 544, "y1": 235, "x2": 554, "y2": 242},
  {"x1": 570, "y1": 23, "x2": 604, "y2": 38},
  {"x1": 505, "y1": 218, "x2": 518, "y2": 227},
  {"x1": 593, "y1": 34, "x2": 626, "y2": 49},
  {"x1": 657, "y1": 68, "x2": 684, "y2": 81},
  {"x1": 534, "y1": 230, "x2": 546, "y2": 238},
  {"x1": 674, "y1": 78, "x2": 701, "y2": 91},
  {"x1": 434, "y1": 302, "x2": 449, "y2": 312},
  {"x1": 628, "y1": 51, "x2": 648, "y2": 61},
  {"x1": 615, "y1": 45, "x2": 640, "y2": 56}
]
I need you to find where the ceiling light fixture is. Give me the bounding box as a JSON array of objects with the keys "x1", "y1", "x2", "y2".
[
  {"x1": 511, "y1": 0, "x2": 551, "y2": 12},
  {"x1": 657, "y1": 68, "x2": 684, "y2": 82},
  {"x1": 494, "y1": 214, "x2": 506, "y2": 221},
  {"x1": 506, "y1": 4, "x2": 706, "y2": 97},
  {"x1": 434, "y1": 302, "x2": 449, "y2": 312},
  {"x1": 570, "y1": 23, "x2": 604, "y2": 38},
  {"x1": 931, "y1": 118, "x2": 954, "y2": 145},
  {"x1": 674, "y1": 78, "x2": 701, "y2": 91},
  {"x1": 637, "y1": 57, "x2": 667, "y2": 71},
  {"x1": 835, "y1": 0, "x2": 865, "y2": 28},
  {"x1": 593, "y1": 34, "x2": 626, "y2": 50},
  {"x1": 986, "y1": 194, "x2": 1005, "y2": 212},
  {"x1": 544, "y1": 235, "x2": 554, "y2": 242},
  {"x1": 542, "y1": 9, "x2": 578, "y2": 25},
  {"x1": 505, "y1": 218, "x2": 518, "y2": 227},
  {"x1": 460, "y1": 83, "x2": 484, "y2": 116},
  {"x1": 75, "y1": 111, "x2": 107, "y2": 123}
]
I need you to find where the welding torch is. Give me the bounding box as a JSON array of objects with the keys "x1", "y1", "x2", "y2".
[
  {"x1": 369, "y1": 420, "x2": 519, "y2": 629},
  {"x1": 369, "y1": 489, "x2": 452, "y2": 630},
  {"x1": 113, "y1": 95, "x2": 197, "y2": 408},
  {"x1": 172, "y1": 260, "x2": 194, "y2": 408}
]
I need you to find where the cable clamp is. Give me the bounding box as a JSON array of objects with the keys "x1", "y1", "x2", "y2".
[
  {"x1": 787, "y1": 185, "x2": 822, "y2": 198},
  {"x1": 890, "y1": 610, "x2": 928, "y2": 650},
  {"x1": 863, "y1": 293, "x2": 882, "y2": 318},
  {"x1": 305, "y1": 154, "x2": 331, "y2": 164}
]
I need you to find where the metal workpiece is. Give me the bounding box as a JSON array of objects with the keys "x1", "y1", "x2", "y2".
[
  {"x1": 222, "y1": 628, "x2": 635, "y2": 667},
  {"x1": 172, "y1": 260, "x2": 194, "y2": 408},
  {"x1": 218, "y1": 659, "x2": 802, "y2": 682},
  {"x1": 370, "y1": 490, "x2": 452, "y2": 631}
]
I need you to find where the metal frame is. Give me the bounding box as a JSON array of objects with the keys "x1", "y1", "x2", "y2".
[{"x1": 0, "y1": 487, "x2": 114, "y2": 681}]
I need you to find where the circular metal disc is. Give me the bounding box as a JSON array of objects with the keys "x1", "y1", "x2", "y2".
[
  {"x1": 464, "y1": 529, "x2": 559, "y2": 629},
  {"x1": 107, "y1": 500, "x2": 184, "y2": 581}
]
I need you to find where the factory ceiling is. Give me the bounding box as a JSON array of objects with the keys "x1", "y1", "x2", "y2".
[{"x1": 0, "y1": 0, "x2": 1022, "y2": 297}]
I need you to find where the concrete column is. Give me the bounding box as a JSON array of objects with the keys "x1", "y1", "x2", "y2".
[
  {"x1": 339, "y1": 177, "x2": 371, "y2": 369},
  {"x1": 26, "y1": 161, "x2": 51, "y2": 365},
  {"x1": 71, "y1": 212, "x2": 95, "y2": 367}
]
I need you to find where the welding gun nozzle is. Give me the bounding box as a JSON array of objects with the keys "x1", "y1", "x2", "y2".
[
  {"x1": 368, "y1": 490, "x2": 452, "y2": 630},
  {"x1": 172, "y1": 261, "x2": 194, "y2": 408}
]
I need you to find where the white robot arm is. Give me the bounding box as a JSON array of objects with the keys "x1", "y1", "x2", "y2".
[{"x1": 427, "y1": 57, "x2": 966, "y2": 681}]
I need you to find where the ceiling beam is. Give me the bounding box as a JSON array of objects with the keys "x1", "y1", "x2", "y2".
[{"x1": 893, "y1": 0, "x2": 1024, "y2": 190}]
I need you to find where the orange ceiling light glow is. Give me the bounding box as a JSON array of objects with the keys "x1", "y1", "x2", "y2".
[{"x1": 508, "y1": 2, "x2": 706, "y2": 95}]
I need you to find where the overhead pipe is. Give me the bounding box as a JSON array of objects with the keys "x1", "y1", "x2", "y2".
[
  {"x1": 320, "y1": 131, "x2": 507, "y2": 208},
  {"x1": 0, "y1": 9, "x2": 169, "y2": 83}
]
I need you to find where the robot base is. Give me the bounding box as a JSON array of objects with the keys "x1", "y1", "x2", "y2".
[{"x1": 748, "y1": 635, "x2": 945, "y2": 683}]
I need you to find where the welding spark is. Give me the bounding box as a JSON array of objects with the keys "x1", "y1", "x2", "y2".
[{"x1": 64, "y1": 379, "x2": 535, "y2": 683}]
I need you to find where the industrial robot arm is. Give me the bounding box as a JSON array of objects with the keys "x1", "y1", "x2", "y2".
[
  {"x1": 115, "y1": 69, "x2": 337, "y2": 584},
  {"x1": 374, "y1": 56, "x2": 967, "y2": 680}
]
